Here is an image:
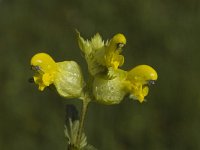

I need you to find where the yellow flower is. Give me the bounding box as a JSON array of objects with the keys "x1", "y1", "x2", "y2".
[
  {"x1": 77, "y1": 31, "x2": 126, "y2": 76},
  {"x1": 92, "y1": 65, "x2": 158, "y2": 104},
  {"x1": 125, "y1": 65, "x2": 158, "y2": 102},
  {"x1": 103, "y1": 33, "x2": 126, "y2": 70},
  {"x1": 31, "y1": 53, "x2": 56, "y2": 91},
  {"x1": 30, "y1": 53, "x2": 84, "y2": 98}
]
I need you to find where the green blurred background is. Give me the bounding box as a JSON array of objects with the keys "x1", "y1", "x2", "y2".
[{"x1": 0, "y1": 0, "x2": 200, "y2": 149}]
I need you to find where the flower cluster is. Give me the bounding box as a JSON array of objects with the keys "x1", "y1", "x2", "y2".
[
  {"x1": 30, "y1": 31, "x2": 158, "y2": 104},
  {"x1": 77, "y1": 31, "x2": 158, "y2": 103},
  {"x1": 30, "y1": 53, "x2": 84, "y2": 99}
]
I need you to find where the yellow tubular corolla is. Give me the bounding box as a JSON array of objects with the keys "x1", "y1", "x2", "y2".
[
  {"x1": 126, "y1": 65, "x2": 158, "y2": 102},
  {"x1": 31, "y1": 53, "x2": 57, "y2": 73},
  {"x1": 31, "y1": 53, "x2": 57, "y2": 91},
  {"x1": 104, "y1": 33, "x2": 126, "y2": 69}
]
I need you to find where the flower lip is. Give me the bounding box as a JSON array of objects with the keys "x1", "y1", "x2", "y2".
[{"x1": 148, "y1": 80, "x2": 156, "y2": 85}]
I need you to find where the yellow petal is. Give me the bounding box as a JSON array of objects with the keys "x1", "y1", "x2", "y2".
[
  {"x1": 42, "y1": 73, "x2": 54, "y2": 86},
  {"x1": 142, "y1": 86, "x2": 149, "y2": 97},
  {"x1": 38, "y1": 84, "x2": 46, "y2": 91}
]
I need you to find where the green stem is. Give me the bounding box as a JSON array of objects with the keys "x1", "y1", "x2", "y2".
[{"x1": 76, "y1": 98, "x2": 90, "y2": 148}]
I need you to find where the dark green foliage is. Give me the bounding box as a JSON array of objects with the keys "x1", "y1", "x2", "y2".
[{"x1": 0, "y1": 0, "x2": 200, "y2": 149}]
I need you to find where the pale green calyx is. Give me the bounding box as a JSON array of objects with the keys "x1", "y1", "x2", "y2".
[
  {"x1": 92, "y1": 69, "x2": 127, "y2": 105},
  {"x1": 54, "y1": 61, "x2": 85, "y2": 99}
]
